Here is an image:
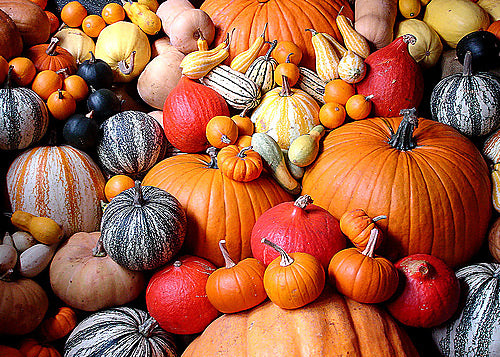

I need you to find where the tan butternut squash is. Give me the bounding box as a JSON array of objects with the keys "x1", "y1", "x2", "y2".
[{"x1": 354, "y1": 0, "x2": 398, "y2": 50}]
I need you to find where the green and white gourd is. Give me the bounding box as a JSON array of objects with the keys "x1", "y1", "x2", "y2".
[
  {"x1": 297, "y1": 67, "x2": 326, "y2": 105},
  {"x1": 101, "y1": 181, "x2": 186, "y2": 271},
  {"x1": 0, "y1": 68, "x2": 49, "y2": 151},
  {"x1": 432, "y1": 263, "x2": 500, "y2": 356},
  {"x1": 430, "y1": 51, "x2": 500, "y2": 137},
  {"x1": 97, "y1": 110, "x2": 167, "y2": 177},
  {"x1": 245, "y1": 39, "x2": 278, "y2": 94},
  {"x1": 65, "y1": 307, "x2": 177, "y2": 357}
]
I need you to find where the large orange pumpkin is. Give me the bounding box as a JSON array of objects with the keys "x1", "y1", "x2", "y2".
[
  {"x1": 302, "y1": 109, "x2": 491, "y2": 267},
  {"x1": 182, "y1": 286, "x2": 419, "y2": 356},
  {"x1": 200, "y1": 0, "x2": 353, "y2": 70},
  {"x1": 142, "y1": 149, "x2": 292, "y2": 266}
]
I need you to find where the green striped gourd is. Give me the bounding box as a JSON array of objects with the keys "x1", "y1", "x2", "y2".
[
  {"x1": 432, "y1": 263, "x2": 500, "y2": 356},
  {"x1": 430, "y1": 51, "x2": 500, "y2": 137},
  {"x1": 100, "y1": 181, "x2": 186, "y2": 271},
  {"x1": 65, "y1": 307, "x2": 177, "y2": 357},
  {"x1": 0, "y1": 68, "x2": 49, "y2": 150},
  {"x1": 97, "y1": 110, "x2": 167, "y2": 177},
  {"x1": 245, "y1": 39, "x2": 278, "y2": 94},
  {"x1": 200, "y1": 64, "x2": 261, "y2": 109},
  {"x1": 297, "y1": 67, "x2": 326, "y2": 104}
]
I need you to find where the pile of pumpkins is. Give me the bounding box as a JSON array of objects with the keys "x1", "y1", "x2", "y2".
[{"x1": 1, "y1": 0, "x2": 500, "y2": 355}]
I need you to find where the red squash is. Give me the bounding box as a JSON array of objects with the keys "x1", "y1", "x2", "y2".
[
  {"x1": 356, "y1": 34, "x2": 424, "y2": 117},
  {"x1": 250, "y1": 194, "x2": 346, "y2": 269},
  {"x1": 163, "y1": 76, "x2": 230, "y2": 153},
  {"x1": 385, "y1": 253, "x2": 461, "y2": 328},
  {"x1": 145, "y1": 255, "x2": 220, "y2": 335}
]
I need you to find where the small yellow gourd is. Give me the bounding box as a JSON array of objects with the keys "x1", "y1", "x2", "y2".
[
  {"x1": 399, "y1": 0, "x2": 421, "y2": 18},
  {"x1": 337, "y1": 50, "x2": 366, "y2": 84},
  {"x1": 336, "y1": 7, "x2": 371, "y2": 59},
  {"x1": 321, "y1": 32, "x2": 347, "y2": 58},
  {"x1": 122, "y1": 0, "x2": 162, "y2": 36},
  {"x1": 306, "y1": 28, "x2": 339, "y2": 82},
  {"x1": 230, "y1": 23, "x2": 268, "y2": 73},
  {"x1": 197, "y1": 30, "x2": 209, "y2": 51},
  {"x1": 138, "y1": 0, "x2": 159, "y2": 11},
  {"x1": 287, "y1": 125, "x2": 325, "y2": 167},
  {"x1": 11, "y1": 211, "x2": 63, "y2": 245}
]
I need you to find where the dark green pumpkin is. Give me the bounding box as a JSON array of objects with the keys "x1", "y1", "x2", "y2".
[
  {"x1": 77, "y1": 51, "x2": 114, "y2": 90},
  {"x1": 100, "y1": 181, "x2": 186, "y2": 271},
  {"x1": 87, "y1": 88, "x2": 121, "y2": 122},
  {"x1": 62, "y1": 112, "x2": 99, "y2": 150},
  {"x1": 456, "y1": 31, "x2": 500, "y2": 71}
]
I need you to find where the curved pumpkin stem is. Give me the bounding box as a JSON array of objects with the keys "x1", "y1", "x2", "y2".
[
  {"x1": 264, "y1": 40, "x2": 278, "y2": 61},
  {"x1": 206, "y1": 147, "x2": 219, "y2": 169},
  {"x1": 4, "y1": 66, "x2": 13, "y2": 89},
  {"x1": 92, "y1": 234, "x2": 107, "y2": 257},
  {"x1": 402, "y1": 33, "x2": 417, "y2": 46},
  {"x1": 388, "y1": 108, "x2": 418, "y2": 151},
  {"x1": 237, "y1": 146, "x2": 253, "y2": 158},
  {"x1": 361, "y1": 228, "x2": 379, "y2": 257},
  {"x1": 279, "y1": 75, "x2": 293, "y2": 97},
  {"x1": 138, "y1": 316, "x2": 159, "y2": 337},
  {"x1": 46, "y1": 37, "x2": 60, "y2": 56},
  {"x1": 133, "y1": 180, "x2": 145, "y2": 207},
  {"x1": 294, "y1": 194, "x2": 313, "y2": 209},
  {"x1": 219, "y1": 240, "x2": 236, "y2": 269},
  {"x1": 118, "y1": 51, "x2": 136, "y2": 75},
  {"x1": 372, "y1": 215, "x2": 387, "y2": 223},
  {"x1": 261, "y1": 238, "x2": 294, "y2": 267}
]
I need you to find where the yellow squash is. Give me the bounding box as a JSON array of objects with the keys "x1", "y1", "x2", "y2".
[
  {"x1": 306, "y1": 28, "x2": 339, "y2": 82},
  {"x1": 123, "y1": 0, "x2": 162, "y2": 35}
]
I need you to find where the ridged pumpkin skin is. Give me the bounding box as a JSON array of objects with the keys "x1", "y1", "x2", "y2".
[
  {"x1": 301, "y1": 115, "x2": 491, "y2": 267},
  {"x1": 65, "y1": 307, "x2": 177, "y2": 357},
  {"x1": 19, "y1": 338, "x2": 61, "y2": 357},
  {"x1": 182, "y1": 286, "x2": 419, "y2": 357},
  {"x1": 49, "y1": 232, "x2": 145, "y2": 312},
  {"x1": 38, "y1": 306, "x2": 77, "y2": 342},
  {"x1": 101, "y1": 183, "x2": 186, "y2": 271},
  {"x1": 142, "y1": 153, "x2": 292, "y2": 267},
  {"x1": 7, "y1": 145, "x2": 106, "y2": 237},
  {"x1": 201, "y1": 0, "x2": 353, "y2": 71},
  {"x1": 432, "y1": 263, "x2": 500, "y2": 356}
]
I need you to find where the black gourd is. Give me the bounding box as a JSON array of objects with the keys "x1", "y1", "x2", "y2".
[
  {"x1": 77, "y1": 51, "x2": 114, "y2": 90},
  {"x1": 456, "y1": 31, "x2": 500, "y2": 71},
  {"x1": 87, "y1": 88, "x2": 122, "y2": 122},
  {"x1": 62, "y1": 112, "x2": 99, "y2": 150}
]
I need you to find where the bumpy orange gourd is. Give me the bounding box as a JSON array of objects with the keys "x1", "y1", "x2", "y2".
[
  {"x1": 217, "y1": 145, "x2": 263, "y2": 182},
  {"x1": 340, "y1": 208, "x2": 386, "y2": 250},
  {"x1": 206, "y1": 115, "x2": 239, "y2": 148}
]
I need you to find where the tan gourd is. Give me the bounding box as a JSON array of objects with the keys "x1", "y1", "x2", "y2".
[
  {"x1": 336, "y1": 6, "x2": 371, "y2": 58},
  {"x1": 11, "y1": 231, "x2": 37, "y2": 253},
  {"x1": 169, "y1": 9, "x2": 215, "y2": 54},
  {"x1": 399, "y1": 0, "x2": 421, "y2": 18},
  {"x1": 18, "y1": 243, "x2": 57, "y2": 278},
  {"x1": 337, "y1": 50, "x2": 366, "y2": 84},
  {"x1": 287, "y1": 125, "x2": 325, "y2": 167},
  {"x1": 230, "y1": 23, "x2": 268, "y2": 73},
  {"x1": 306, "y1": 28, "x2": 339, "y2": 82},
  {"x1": 11, "y1": 211, "x2": 63, "y2": 245},
  {"x1": 156, "y1": 0, "x2": 194, "y2": 35},
  {"x1": 0, "y1": 236, "x2": 17, "y2": 277},
  {"x1": 53, "y1": 27, "x2": 95, "y2": 64}
]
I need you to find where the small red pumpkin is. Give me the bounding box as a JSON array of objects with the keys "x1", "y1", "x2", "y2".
[{"x1": 385, "y1": 253, "x2": 461, "y2": 328}]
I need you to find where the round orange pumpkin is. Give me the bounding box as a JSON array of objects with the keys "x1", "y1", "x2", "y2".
[
  {"x1": 37, "y1": 306, "x2": 77, "y2": 342},
  {"x1": 19, "y1": 339, "x2": 61, "y2": 357},
  {"x1": 25, "y1": 37, "x2": 77, "y2": 74}
]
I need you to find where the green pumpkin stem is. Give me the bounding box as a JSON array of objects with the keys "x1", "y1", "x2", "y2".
[
  {"x1": 361, "y1": 228, "x2": 379, "y2": 258},
  {"x1": 219, "y1": 240, "x2": 236, "y2": 269},
  {"x1": 294, "y1": 194, "x2": 313, "y2": 209},
  {"x1": 388, "y1": 108, "x2": 419, "y2": 151},
  {"x1": 206, "y1": 147, "x2": 218, "y2": 169},
  {"x1": 133, "y1": 180, "x2": 145, "y2": 207},
  {"x1": 138, "y1": 316, "x2": 159, "y2": 337},
  {"x1": 92, "y1": 235, "x2": 107, "y2": 257},
  {"x1": 4, "y1": 66, "x2": 13, "y2": 89},
  {"x1": 261, "y1": 238, "x2": 294, "y2": 267},
  {"x1": 463, "y1": 51, "x2": 473, "y2": 77}
]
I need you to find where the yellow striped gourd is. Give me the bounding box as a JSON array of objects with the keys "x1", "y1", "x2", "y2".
[
  {"x1": 321, "y1": 32, "x2": 348, "y2": 58},
  {"x1": 230, "y1": 23, "x2": 268, "y2": 73},
  {"x1": 492, "y1": 163, "x2": 500, "y2": 213},
  {"x1": 180, "y1": 35, "x2": 231, "y2": 79},
  {"x1": 336, "y1": 7, "x2": 371, "y2": 59},
  {"x1": 306, "y1": 28, "x2": 340, "y2": 82}
]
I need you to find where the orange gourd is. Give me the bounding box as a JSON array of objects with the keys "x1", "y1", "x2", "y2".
[
  {"x1": 8, "y1": 57, "x2": 36, "y2": 86},
  {"x1": 488, "y1": 20, "x2": 500, "y2": 41},
  {"x1": 262, "y1": 238, "x2": 325, "y2": 309},
  {"x1": 274, "y1": 53, "x2": 300, "y2": 87},
  {"x1": 205, "y1": 240, "x2": 267, "y2": 313},
  {"x1": 37, "y1": 307, "x2": 77, "y2": 342},
  {"x1": 58, "y1": 68, "x2": 88, "y2": 102},
  {"x1": 46, "y1": 89, "x2": 76, "y2": 120},
  {"x1": 104, "y1": 174, "x2": 135, "y2": 201},
  {"x1": 231, "y1": 109, "x2": 254, "y2": 137},
  {"x1": 345, "y1": 93, "x2": 373, "y2": 120},
  {"x1": 272, "y1": 41, "x2": 303, "y2": 65},
  {"x1": 235, "y1": 135, "x2": 252, "y2": 148},
  {"x1": 328, "y1": 228, "x2": 398, "y2": 303},
  {"x1": 206, "y1": 115, "x2": 239, "y2": 148},
  {"x1": 25, "y1": 37, "x2": 77, "y2": 75},
  {"x1": 61, "y1": 1, "x2": 87, "y2": 28},
  {"x1": 217, "y1": 145, "x2": 263, "y2": 182},
  {"x1": 19, "y1": 338, "x2": 61, "y2": 357},
  {"x1": 319, "y1": 101, "x2": 346, "y2": 129},
  {"x1": 31, "y1": 70, "x2": 63, "y2": 101},
  {"x1": 101, "y1": 2, "x2": 125, "y2": 24},
  {"x1": 45, "y1": 11, "x2": 59, "y2": 34},
  {"x1": 81, "y1": 15, "x2": 106, "y2": 38},
  {"x1": 340, "y1": 208, "x2": 386, "y2": 250},
  {"x1": 323, "y1": 78, "x2": 355, "y2": 105}
]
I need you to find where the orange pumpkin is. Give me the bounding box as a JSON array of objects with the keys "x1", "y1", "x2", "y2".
[
  {"x1": 217, "y1": 145, "x2": 263, "y2": 182},
  {"x1": 340, "y1": 208, "x2": 386, "y2": 250},
  {"x1": 104, "y1": 174, "x2": 135, "y2": 202},
  {"x1": 231, "y1": 110, "x2": 254, "y2": 137},
  {"x1": 345, "y1": 93, "x2": 373, "y2": 120},
  {"x1": 60, "y1": 0, "x2": 87, "y2": 28},
  {"x1": 302, "y1": 108, "x2": 492, "y2": 267},
  {"x1": 200, "y1": 0, "x2": 353, "y2": 70},
  {"x1": 206, "y1": 115, "x2": 239, "y2": 148},
  {"x1": 57, "y1": 69, "x2": 88, "y2": 102},
  {"x1": 81, "y1": 14, "x2": 106, "y2": 38},
  {"x1": 37, "y1": 307, "x2": 77, "y2": 342},
  {"x1": 31, "y1": 70, "x2": 63, "y2": 101},
  {"x1": 19, "y1": 339, "x2": 61, "y2": 357},
  {"x1": 274, "y1": 55, "x2": 300, "y2": 87},
  {"x1": 47, "y1": 89, "x2": 76, "y2": 120},
  {"x1": 45, "y1": 11, "x2": 59, "y2": 34},
  {"x1": 8, "y1": 57, "x2": 36, "y2": 86},
  {"x1": 25, "y1": 37, "x2": 77, "y2": 74},
  {"x1": 142, "y1": 149, "x2": 292, "y2": 266},
  {"x1": 272, "y1": 40, "x2": 303, "y2": 65},
  {"x1": 0, "y1": 345, "x2": 23, "y2": 357},
  {"x1": 101, "y1": 2, "x2": 125, "y2": 25}
]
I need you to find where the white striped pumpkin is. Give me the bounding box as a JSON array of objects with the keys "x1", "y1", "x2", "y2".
[
  {"x1": 6, "y1": 145, "x2": 105, "y2": 237},
  {"x1": 432, "y1": 263, "x2": 500, "y2": 356},
  {"x1": 100, "y1": 182, "x2": 186, "y2": 271},
  {"x1": 483, "y1": 128, "x2": 500, "y2": 164},
  {"x1": 0, "y1": 86, "x2": 49, "y2": 151},
  {"x1": 97, "y1": 110, "x2": 167, "y2": 177},
  {"x1": 430, "y1": 51, "x2": 500, "y2": 137},
  {"x1": 65, "y1": 307, "x2": 177, "y2": 357},
  {"x1": 492, "y1": 163, "x2": 500, "y2": 213},
  {"x1": 251, "y1": 78, "x2": 320, "y2": 150}
]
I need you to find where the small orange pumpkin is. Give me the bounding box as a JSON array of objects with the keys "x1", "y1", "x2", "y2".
[
  {"x1": 60, "y1": 1, "x2": 87, "y2": 28},
  {"x1": 274, "y1": 53, "x2": 300, "y2": 87},
  {"x1": 81, "y1": 14, "x2": 106, "y2": 38},
  {"x1": 31, "y1": 70, "x2": 63, "y2": 101},
  {"x1": 205, "y1": 240, "x2": 267, "y2": 314},
  {"x1": 217, "y1": 145, "x2": 263, "y2": 182},
  {"x1": 340, "y1": 208, "x2": 386, "y2": 250},
  {"x1": 26, "y1": 37, "x2": 78, "y2": 75},
  {"x1": 57, "y1": 68, "x2": 88, "y2": 102},
  {"x1": 206, "y1": 115, "x2": 239, "y2": 148},
  {"x1": 8, "y1": 57, "x2": 36, "y2": 86},
  {"x1": 328, "y1": 228, "x2": 399, "y2": 304},
  {"x1": 19, "y1": 339, "x2": 61, "y2": 357},
  {"x1": 345, "y1": 93, "x2": 374, "y2": 120},
  {"x1": 37, "y1": 306, "x2": 77, "y2": 342},
  {"x1": 47, "y1": 89, "x2": 76, "y2": 120},
  {"x1": 0, "y1": 345, "x2": 23, "y2": 357},
  {"x1": 235, "y1": 135, "x2": 252, "y2": 148},
  {"x1": 104, "y1": 174, "x2": 136, "y2": 201},
  {"x1": 262, "y1": 238, "x2": 325, "y2": 309},
  {"x1": 45, "y1": 11, "x2": 59, "y2": 34},
  {"x1": 272, "y1": 41, "x2": 302, "y2": 65},
  {"x1": 231, "y1": 109, "x2": 254, "y2": 137}
]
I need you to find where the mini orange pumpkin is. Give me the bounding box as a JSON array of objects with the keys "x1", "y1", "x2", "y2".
[
  {"x1": 37, "y1": 306, "x2": 77, "y2": 342},
  {"x1": 274, "y1": 53, "x2": 300, "y2": 87},
  {"x1": 231, "y1": 109, "x2": 254, "y2": 137},
  {"x1": 340, "y1": 208, "x2": 386, "y2": 250},
  {"x1": 345, "y1": 93, "x2": 374, "y2": 120},
  {"x1": 57, "y1": 68, "x2": 89, "y2": 102},
  {"x1": 31, "y1": 70, "x2": 63, "y2": 101},
  {"x1": 26, "y1": 37, "x2": 77, "y2": 75},
  {"x1": 205, "y1": 240, "x2": 267, "y2": 314},
  {"x1": 206, "y1": 115, "x2": 239, "y2": 148},
  {"x1": 47, "y1": 89, "x2": 76, "y2": 120},
  {"x1": 217, "y1": 145, "x2": 263, "y2": 182},
  {"x1": 104, "y1": 174, "x2": 135, "y2": 202},
  {"x1": 19, "y1": 339, "x2": 61, "y2": 357},
  {"x1": 8, "y1": 57, "x2": 36, "y2": 86}
]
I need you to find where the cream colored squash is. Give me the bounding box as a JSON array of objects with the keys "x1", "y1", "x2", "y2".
[
  {"x1": 478, "y1": 0, "x2": 500, "y2": 21},
  {"x1": 94, "y1": 21, "x2": 151, "y2": 82},
  {"x1": 54, "y1": 27, "x2": 95, "y2": 64},
  {"x1": 395, "y1": 19, "x2": 443, "y2": 68},
  {"x1": 423, "y1": 0, "x2": 490, "y2": 48}
]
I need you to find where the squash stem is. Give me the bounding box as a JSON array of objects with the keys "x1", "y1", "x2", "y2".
[
  {"x1": 261, "y1": 238, "x2": 294, "y2": 267},
  {"x1": 402, "y1": 34, "x2": 417, "y2": 46},
  {"x1": 388, "y1": 108, "x2": 418, "y2": 151},
  {"x1": 46, "y1": 37, "x2": 60, "y2": 56},
  {"x1": 221, "y1": 134, "x2": 231, "y2": 144},
  {"x1": 4, "y1": 66, "x2": 13, "y2": 89},
  {"x1": 92, "y1": 235, "x2": 107, "y2": 257},
  {"x1": 264, "y1": 40, "x2": 278, "y2": 61},
  {"x1": 118, "y1": 51, "x2": 136, "y2": 75},
  {"x1": 0, "y1": 268, "x2": 14, "y2": 282},
  {"x1": 463, "y1": 51, "x2": 473, "y2": 77},
  {"x1": 133, "y1": 180, "x2": 145, "y2": 207},
  {"x1": 372, "y1": 215, "x2": 387, "y2": 223},
  {"x1": 361, "y1": 228, "x2": 379, "y2": 257},
  {"x1": 206, "y1": 147, "x2": 219, "y2": 169},
  {"x1": 237, "y1": 146, "x2": 253, "y2": 158},
  {"x1": 280, "y1": 75, "x2": 292, "y2": 97},
  {"x1": 219, "y1": 240, "x2": 236, "y2": 268},
  {"x1": 294, "y1": 194, "x2": 313, "y2": 209},
  {"x1": 138, "y1": 316, "x2": 159, "y2": 337}
]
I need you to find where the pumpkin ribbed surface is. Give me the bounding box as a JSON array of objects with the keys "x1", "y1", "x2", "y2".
[
  {"x1": 201, "y1": 0, "x2": 353, "y2": 71},
  {"x1": 301, "y1": 116, "x2": 491, "y2": 267},
  {"x1": 0, "y1": 87, "x2": 49, "y2": 150},
  {"x1": 432, "y1": 263, "x2": 500, "y2": 356},
  {"x1": 7, "y1": 145, "x2": 106, "y2": 237},
  {"x1": 65, "y1": 307, "x2": 177, "y2": 357},
  {"x1": 182, "y1": 286, "x2": 419, "y2": 357},
  {"x1": 142, "y1": 153, "x2": 292, "y2": 267}
]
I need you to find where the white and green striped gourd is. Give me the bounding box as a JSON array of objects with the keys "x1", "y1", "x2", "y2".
[
  {"x1": 65, "y1": 307, "x2": 177, "y2": 357},
  {"x1": 245, "y1": 39, "x2": 278, "y2": 94},
  {"x1": 430, "y1": 51, "x2": 500, "y2": 137},
  {"x1": 432, "y1": 262, "x2": 500, "y2": 356},
  {"x1": 100, "y1": 181, "x2": 186, "y2": 271}
]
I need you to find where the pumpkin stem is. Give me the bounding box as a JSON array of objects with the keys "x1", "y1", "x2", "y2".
[
  {"x1": 89, "y1": 51, "x2": 96, "y2": 64},
  {"x1": 237, "y1": 146, "x2": 253, "y2": 158},
  {"x1": 57, "y1": 89, "x2": 64, "y2": 99},
  {"x1": 294, "y1": 194, "x2": 313, "y2": 209},
  {"x1": 220, "y1": 134, "x2": 232, "y2": 144},
  {"x1": 372, "y1": 215, "x2": 387, "y2": 223},
  {"x1": 463, "y1": 51, "x2": 473, "y2": 77},
  {"x1": 279, "y1": 75, "x2": 293, "y2": 97},
  {"x1": 86, "y1": 110, "x2": 95, "y2": 119},
  {"x1": 264, "y1": 40, "x2": 278, "y2": 61},
  {"x1": 402, "y1": 34, "x2": 417, "y2": 46},
  {"x1": 118, "y1": 51, "x2": 136, "y2": 75},
  {"x1": 261, "y1": 238, "x2": 294, "y2": 267},
  {"x1": 388, "y1": 108, "x2": 419, "y2": 151},
  {"x1": 206, "y1": 147, "x2": 219, "y2": 169},
  {"x1": 56, "y1": 67, "x2": 69, "y2": 78},
  {"x1": 4, "y1": 66, "x2": 13, "y2": 89},
  {"x1": 92, "y1": 234, "x2": 107, "y2": 257},
  {"x1": 305, "y1": 28, "x2": 318, "y2": 36},
  {"x1": 0, "y1": 268, "x2": 14, "y2": 281},
  {"x1": 239, "y1": 106, "x2": 250, "y2": 118},
  {"x1": 46, "y1": 37, "x2": 60, "y2": 56},
  {"x1": 138, "y1": 316, "x2": 159, "y2": 337},
  {"x1": 361, "y1": 228, "x2": 379, "y2": 257},
  {"x1": 259, "y1": 23, "x2": 268, "y2": 38},
  {"x1": 133, "y1": 180, "x2": 145, "y2": 207},
  {"x1": 173, "y1": 260, "x2": 182, "y2": 267},
  {"x1": 219, "y1": 240, "x2": 236, "y2": 268}
]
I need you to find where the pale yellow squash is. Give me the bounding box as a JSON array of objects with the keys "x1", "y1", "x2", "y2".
[
  {"x1": 94, "y1": 21, "x2": 151, "y2": 82},
  {"x1": 478, "y1": 0, "x2": 500, "y2": 21},
  {"x1": 54, "y1": 28, "x2": 95, "y2": 65}
]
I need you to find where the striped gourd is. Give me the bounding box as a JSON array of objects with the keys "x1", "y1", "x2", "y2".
[
  {"x1": 230, "y1": 23, "x2": 267, "y2": 73},
  {"x1": 65, "y1": 307, "x2": 177, "y2": 357},
  {"x1": 201, "y1": 64, "x2": 262, "y2": 109},
  {"x1": 100, "y1": 182, "x2": 186, "y2": 271},
  {"x1": 432, "y1": 263, "x2": 500, "y2": 357},
  {"x1": 430, "y1": 51, "x2": 500, "y2": 137},
  {"x1": 0, "y1": 69, "x2": 49, "y2": 150},
  {"x1": 483, "y1": 128, "x2": 500, "y2": 163},
  {"x1": 306, "y1": 28, "x2": 340, "y2": 82},
  {"x1": 297, "y1": 67, "x2": 326, "y2": 104},
  {"x1": 97, "y1": 110, "x2": 167, "y2": 177},
  {"x1": 492, "y1": 163, "x2": 500, "y2": 213},
  {"x1": 245, "y1": 39, "x2": 278, "y2": 94},
  {"x1": 251, "y1": 77, "x2": 320, "y2": 150},
  {"x1": 336, "y1": 9, "x2": 371, "y2": 59},
  {"x1": 337, "y1": 49, "x2": 366, "y2": 84},
  {"x1": 321, "y1": 32, "x2": 347, "y2": 58},
  {"x1": 6, "y1": 145, "x2": 105, "y2": 237},
  {"x1": 180, "y1": 41, "x2": 230, "y2": 80}
]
